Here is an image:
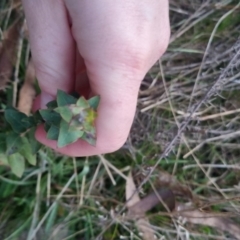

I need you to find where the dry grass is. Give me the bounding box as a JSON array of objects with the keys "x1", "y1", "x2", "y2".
[
  {"x1": 129, "y1": 0, "x2": 240, "y2": 239},
  {"x1": 1, "y1": 0, "x2": 240, "y2": 239}
]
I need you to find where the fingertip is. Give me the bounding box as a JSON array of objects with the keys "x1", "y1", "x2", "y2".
[
  {"x1": 40, "y1": 91, "x2": 55, "y2": 108},
  {"x1": 32, "y1": 92, "x2": 55, "y2": 113}
]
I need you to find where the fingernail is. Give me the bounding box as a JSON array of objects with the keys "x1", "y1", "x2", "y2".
[{"x1": 40, "y1": 91, "x2": 55, "y2": 109}]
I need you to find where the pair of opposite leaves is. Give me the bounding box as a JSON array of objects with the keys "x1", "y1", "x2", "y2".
[{"x1": 5, "y1": 90, "x2": 100, "y2": 148}]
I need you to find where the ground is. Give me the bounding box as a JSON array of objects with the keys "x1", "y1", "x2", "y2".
[{"x1": 0, "y1": 1, "x2": 240, "y2": 239}]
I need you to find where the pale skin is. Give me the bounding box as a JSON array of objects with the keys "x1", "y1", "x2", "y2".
[{"x1": 22, "y1": 0, "x2": 170, "y2": 156}]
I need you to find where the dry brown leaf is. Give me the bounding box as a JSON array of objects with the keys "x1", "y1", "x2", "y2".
[
  {"x1": 126, "y1": 171, "x2": 155, "y2": 240},
  {"x1": 135, "y1": 167, "x2": 193, "y2": 199},
  {"x1": 17, "y1": 59, "x2": 36, "y2": 115},
  {"x1": 156, "y1": 169, "x2": 193, "y2": 200},
  {"x1": 129, "y1": 188, "x2": 175, "y2": 215},
  {"x1": 128, "y1": 167, "x2": 176, "y2": 216},
  {"x1": 126, "y1": 172, "x2": 141, "y2": 208},
  {"x1": 0, "y1": 17, "x2": 23, "y2": 90},
  {"x1": 177, "y1": 204, "x2": 240, "y2": 239}
]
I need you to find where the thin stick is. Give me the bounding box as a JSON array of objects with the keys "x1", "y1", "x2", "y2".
[
  {"x1": 87, "y1": 161, "x2": 102, "y2": 196},
  {"x1": 138, "y1": 34, "x2": 240, "y2": 190},
  {"x1": 98, "y1": 155, "x2": 116, "y2": 185},
  {"x1": 183, "y1": 164, "x2": 240, "y2": 170},
  {"x1": 188, "y1": 2, "x2": 240, "y2": 107},
  {"x1": 73, "y1": 157, "x2": 80, "y2": 203},
  {"x1": 197, "y1": 108, "x2": 240, "y2": 121},
  {"x1": 104, "y1": 160, "x2": 128, "y2": 181},
  {"x1": 160, "y1": 61, "x2": 228, "y2": 203},
  {"x1": 79, "y1": 158, "x2": 88, "y2": 206},
  {"x1": 184, "y1": 130, "x2": 240, "y2": 158},
  {"x1": 170, "y1": 10, "x2": 214, "y2": 43},
  {"x1": 12, "y1": 23, "x2": 24, "y2": 107}
]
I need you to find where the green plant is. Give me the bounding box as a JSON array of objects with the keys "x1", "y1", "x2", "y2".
[{"x1": 1, "y1": 90, "x2": 100, "y2": 177}]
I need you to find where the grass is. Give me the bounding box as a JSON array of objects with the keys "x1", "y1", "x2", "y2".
[{"x1": 1, "y1": 0, "x2": 240, "y2": 239}]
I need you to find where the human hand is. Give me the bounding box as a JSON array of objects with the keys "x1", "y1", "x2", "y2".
[{"x1": 22, "y1": 0, "x2": 170, "y2": 156}]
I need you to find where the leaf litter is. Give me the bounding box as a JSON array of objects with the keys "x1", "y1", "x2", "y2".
[
  {"x1": 125, "y1": 171, "x2": 156, "y2": 240},
  {"x1": 17, "y1": 59, "x2": 36, "y2": 115},
  {"x1": 126, "y1": 167, "x2": 240, "y2": 239}
]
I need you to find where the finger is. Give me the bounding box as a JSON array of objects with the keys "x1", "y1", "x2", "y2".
[
  {"x1": 36, "y1": 0, "x2": 170, "y2": 156},
  {"x1": 22, "y1": 0, "x2": 75, "y2": 98}
]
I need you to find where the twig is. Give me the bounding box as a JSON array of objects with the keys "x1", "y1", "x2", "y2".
[
  {"x1": 176, "y1": 204, "x2": 240, "y2": 239},
  {"x1": 79, "y1": 158, "x2": 88, "y2": 206},
  {"x1": 170, "y1": 10, "x2": 214, "y2": 43},
  {"x1": 183, "y1": 164, "x2": 240, "y2": 170},
  {"x1": 136, "y1": 33, "x2": 240, "y2": 197},
  {"x1": 184, "y1": 130, "x2": 240, "y2": 158},
  {"x1": 87, "y1": 161, "x2": 102, "y2": 197},
  {"x1": 98, "y1": 155, "x2": 116, "y2": 185},
  {"x1": 73, "y1": 157, "x2": 80, "y2": 203},
  {"x1": 177, "y1": 107, "x2": 240, "y2": 121},
  {"x1": 12, "y1": 22, "x2": 24, "y2": 107},
  {"x1": 104, "y1": 160, "x2": 128, "y2": 181},
  {"x1": 188, "y1": 2, "x2": 240, "y2": 107},
  {"x1": 159, "y1": 60, "x2": 236, "y2": 211}
]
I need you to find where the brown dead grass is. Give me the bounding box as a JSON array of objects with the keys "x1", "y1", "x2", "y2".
[
  {"x1": 1, "y1": 0, "x2": 240, "y2": 239},
  {"x1": 129, "y1": 0, "x2": 240, "y2": 238}
]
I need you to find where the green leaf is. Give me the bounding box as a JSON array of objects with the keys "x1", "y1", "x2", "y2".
[
  {"x1": 8, "y1": 153, "x2": 25, "y2": 177},
  {"x1": 22, "y1": 115, "x2": 35, "y2": 126},
  {"x1": 70, "y1": 105, "x2": 83, "y2": 116},
  {"x1": 56, "y1": 90, "x2": 77, "y2": 107},
  {"x1": 44, "y1": 122, "x2": 51, "y2": 132},
  {"x1": 81, "y1": 133, "x2": 96, "y2": 146},
  {"x1": 19, "y1": 137, "x2": 36, "y2": 166},
  {"x1": 54, "y1": 106, "x2": 73, "y2": 123},
  {"x1": 0, "y1": 133, "x2": 6, "y2": 154},
  {"x1": 88, "y1": 96, "x2": 100, "y2": 110},
  {"x1": 45, "y1": 203, "x2": 58, "y2": 233},
  {"x1": 39, "y1": 109, "x2": 61, "y2": 126},
  {"x1": 5, "y1": 107, "x2": 34, "y2": 133},
  {"x1": 27, "y1": 128, "x2": 42, "y2": 154},
  {"x1": 76, "y1": 97, "x2": 89, "y2": 108},
  {"x1": 78, "y1": 161, "x2": 90, "y2": 180},
  {"x1": 47, "y1": 125, "x2": 59, "y2": 140},
  {"x1": 46, "y1": 100, "x2": 58, "y2": 109},
  {"x1": 6, "y1": 132, "x2": 23, "y2": 155},
  {"x1": 33, "y1": 111, "x2": 44, "y2": 125},
  {"x1": 57, "y1": 120, "x2": 84, "y2": 147}
]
